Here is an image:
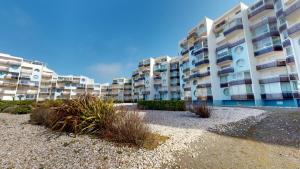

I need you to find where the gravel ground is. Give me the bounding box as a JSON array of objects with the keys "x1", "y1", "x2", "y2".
[
  {"x1": 0, "y1": 107, "x2": 265, "y2": 169},
  {"x1": 176, "y1": 108, "x2": 300, "y2": 169}
]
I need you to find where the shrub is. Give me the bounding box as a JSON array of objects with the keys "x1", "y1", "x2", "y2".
[
  {"x1": 191, "y1": 103, "x2": 212, "y2": 118},
  {"x1": 40, "y1": 99, "x2": 65, "y2": 108},
  {"x1": 137, "y1": 100, "x2": 186, "y2": 111},
  {"x1": 30, "y1": 108, "x2": 58, "y2": 127},
  {"x1": 106, "y1": 110, "x2": 151, "y2": 146},
  {"x1": 0, "y1": 100, "x2": 35, "y2": 113},
  {"x1": 1, "y1": 105, "x2": 32, "y2": 114},
  {"x1": 14, "y1": 105, "x2": 32, "y2": 114}
]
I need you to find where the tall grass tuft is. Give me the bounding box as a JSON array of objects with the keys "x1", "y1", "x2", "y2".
[{"x1": 191, "y1": 103, "x2": 212, "y2": 118}]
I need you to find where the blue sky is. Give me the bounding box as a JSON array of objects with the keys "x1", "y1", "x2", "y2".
[{"x1": 0, "y1": 0, "x2": 253, "y2": 83}]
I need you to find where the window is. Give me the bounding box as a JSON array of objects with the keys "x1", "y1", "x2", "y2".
[
  {"x1": 234, "y1": 46, "x2": 244, "y2": 55},
  {"x1": 281, "y1": 82, "x2": 291, "y2": 92},
  {"x1": 220, "y1": 75, "x2": 228, "y2": 83},
  {"x1": 285, "y1": 46, "x2": 293, "y2": 56},
  {"x1": 192, "y1": 60, "x2": 195, "y2": 65},
  {"x1": 246, "y1": 85, "x2": 253, "y2": 93},
  {"x1": 291, "y1": 81, "x2": 298, "y2": 91},
  {"x1": 223, "y1": 88, "x2": 230, "y2": 96},
  {"x1": 216, "y1": 48, "x2": 230, "y2": 58},
  {"x1": 260, "y1": 84, "x2": 265, "y2": 94},
  {"x1": 236, "y1": 59, "x2": 245, "y2": 68},
  {"x1": 193, "y1": 80, "x2": 197, "y2": 85},
  {"x1": 34, "y1": 69, "x2": 40, "y2": 72}
]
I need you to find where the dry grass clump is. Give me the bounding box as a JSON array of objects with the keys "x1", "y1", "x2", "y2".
[
  {"x1": 30, "y1": 94, "x2": 167, "y2": 148},
  {"x1": 191, "y1": 103, "x2": 212, "y2": 118}
]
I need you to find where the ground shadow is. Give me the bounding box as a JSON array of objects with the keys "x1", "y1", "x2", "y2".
[{"x1": 209, "y1": 107, "x2": 300, "y2": 149}]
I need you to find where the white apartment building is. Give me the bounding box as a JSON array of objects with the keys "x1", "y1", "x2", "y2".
[
  {"x1": 178, "y1": 1, "x2": 300, "y2": 107},
  {"x1": 132, "y1": 56, "x2": 181, "y2": 101},
  {"x1": 0, "y1": 53, "x2": 102, "y2": 101},
  {"x1": 99, "y1": 78, "x2": 133, "y2": 102}
]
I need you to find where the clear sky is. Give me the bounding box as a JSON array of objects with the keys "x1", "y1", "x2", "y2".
[{"x1": 0, "y1": 0, "x2": 253, "y2": 83}]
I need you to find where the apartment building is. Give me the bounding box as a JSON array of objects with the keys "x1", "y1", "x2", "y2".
[
  {"x1": 179, "y1": 17, "x2": 215, "y2": 102},
  {"x1": 132, "y1": 56, "x2": 181, "y2": 101},
  {"x1": 99, "y1": 78, "x2": 133, "y2": 102},
  {"x1": 178, "y1": 1, "x2": 300, "y2": 107},
  {"x1": 169, "y1": 57, "x2": 181, "y2": 100},
  {"x1": 132, "y1": 58, "x2": 155, "y2": 101},
  {"x1": 0, "y1": 53, "x2": 102, "y2": 101}
]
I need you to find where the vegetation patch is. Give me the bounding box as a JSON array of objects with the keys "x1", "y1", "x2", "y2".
[
  {"x1": 190, "y1": 103, "x2": 212, "y2": 118},
  {"x1": 30, "y1": 94, "x2": 168, "y2": 149},
  {"x1": 137, "y1": 100, "x2": 186, "y2": 111},
  {"x1": 0, "y1": 100, "x2": 34, "y2": 114}
]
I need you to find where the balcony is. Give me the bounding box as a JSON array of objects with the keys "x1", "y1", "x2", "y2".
[
  {"x1": 182, "y1": 67, "x2": 190, "y2": 73},
  {"x1": 232, "y1": 94, "x2": 255, "y2": 100},
  {"x1": 223, "y1": 18, "x2": 243, "y2": 36},
  {"x1": 256, "y1": 60, "x2": 286, "y2": 70},
  {"x1": 181, "y1": 48, "x2": 189, "y2": 56},
  {"x1": 249, "y1": 17, "x2": 277, "y2": 30},
  {"x1": 190, "y1": 71, "x2": 210, "y2": 79},
  {"x1": 282, "y1": 39, "x2": 291, "y2": 47},
  {"x1": 216, "y1": 55, "x2": 233, "y2": 64},
  {"x1": 170, "y1": 72, "x2": 180, "y2": 79},
  {"x1": 154, "y1": 76, "x2": 162, "y2": 80},
  {"x1": 254, "y1": 45, "x2": 283, "y2": 56},
  {"x1": 195, "y1": 58, "x2": 209, "y2": 67},
  {"x1": 196, "y1": 83, "x2": 211, "y2": 88},
  {"x1": 0, "y1": 66, "x2": 9, "y2": 72},
  {"x1": 218, "y1": 67, "x2": 234, "y2": 75},
  {"x1": 154, "y1": 66, "x2": 167, "y2": 72},
  {"x1": 252, "y1": 30, "x2": 280, "y2": 43},
  {"x1": 248, "y1": 0, "x2": 274, "y2": 19},
  {"x1": 284, "y1": 0, "x2": 300, "y2": 18},
  {"x1": 286, "y1": 55, "x2": 295, "y2": 63},
  {"x1": 191, "y1": 46, "x2": 208, "y2": 56},
  {"x1": 261, "y1": 92, "x2": 294, "y2": 100},
  {"x1": 228, "y1": 79, "x2": 252, "y2": 86},
  {"x1": 259, "y1": 75, "x2": 290, "y2": 84},
  {"x1": 287, "y1": 22, "x2": 300, "y2": 36}
]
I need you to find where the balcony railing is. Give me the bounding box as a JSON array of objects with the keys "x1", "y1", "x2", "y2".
[
  {"x1": 259, "y1": 75, "x2": 290, "y2": 84},
  {"x1": 256, "y1": 60, "x2": 286, "y2": 70},
  {"x1": 218, "y1": 67, "x2": 234, "y2": 75},
  {"x1": 248, "y1": 0, "x2": 274, "y2": 19},
  {"x1": 190, "y1": 71, "x2": 210, "y2": 79},
  {"x1": 287, "y1": 22, "x2": 300, "y2": 36},
  {"x1": 216, "y1": 54, "x2": 233, "y2": 64},
  {"x1": 286, "y1": 55, "x2": 295, "y2": 63},
  {"x1": 181, "y1": 48, "x2": 189, "y2": 56},
  {"x1": 223, "y1": 18, "x2": 243, "y2": 36},
  {"x1": 194, "y1": 58, "x2": 209, "y2": 67},
  {"x1": 191, "y1": 46, "x2": 208, "y2": 56},
  {"x1": 284, "y1": 0, "x2": 300, "y2": 17}
]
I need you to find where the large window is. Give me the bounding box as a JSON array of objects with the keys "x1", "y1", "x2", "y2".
[
  {"x1": 220, "y1": 75, "x2": 228, "y2": 83},
  {"x1": 217, "y1": 48, "x2": 230, "y2": 58},
  {"x1": 281, "y1": 82, "x2": 292, "y2": 92},
  {"x1": 253, "y1": 37, "x2": 281, "y2": 51}
]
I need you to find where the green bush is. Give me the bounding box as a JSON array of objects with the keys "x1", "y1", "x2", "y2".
[
  {"x1": 14, "y1": 105, "x2": 32, "y2": 114},
  {"x1": 137, "y1": 100, "x2": 186, "y2": 111},
  {"x1": 0, "y1": 100, "x2": 35, "y2": 112},
  {"x1": 1, "y1": 105, "x2": 32, "y2": 114}
]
